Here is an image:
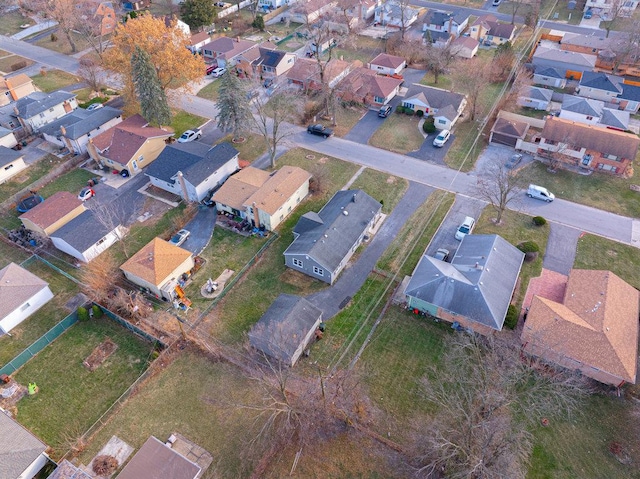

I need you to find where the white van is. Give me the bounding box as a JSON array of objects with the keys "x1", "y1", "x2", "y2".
[{"x1": 527, "y1": 184, "x2": 555, "y2": 202}]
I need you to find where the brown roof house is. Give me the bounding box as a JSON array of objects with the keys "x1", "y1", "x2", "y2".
[
  {"x1": 451, "y1": 36, "x2": 480, "y2": 59},
  {"x1": 0, "y1": 410, "x2": 50, "y2": 479},
  {"x1": 368, "y1": 52, "x2": 406, "y2": 75},
  {"x1": 490, "y1": 117, "x2": 530, "y2": 148},
  {"x1": 88, "y1": 114, "x2": 173, "y2": 176},
  {"x1": 213, "y1": 165, "x2": 311, "y2": 231},
  {"x1": 538, "y1": 116, "x2": 640, "y2": 176},
  {"x1": 336, "y1": 67, "x2": 403, "y2": 106},
  {"x1": 469, "y1": 14, "x2": 516, "y2": 46},
  {"x1": 521, "y1": 270, "x2": 640, "y2": 386},
  {"x1": 201, "y1": 36, "x2": 258, "y2": 68},
  {"x1": 286, "y1": 58, "x2": 353, "y2": 91},
  {"x1": 0, "y1": 74, "x2": 36, "y2": 107},
  {"x1": 19, "y1": 191, "x2": 86, "y2": 237},
  {"x1": 0, "y1": 262, "x2": 54, "y2": 335},
  {"x1": 116, "y1": 436, "x2": 200, "y2": 479},
  {"x1": 120, "y1": 238, "x2": 194, "y2": 302}
]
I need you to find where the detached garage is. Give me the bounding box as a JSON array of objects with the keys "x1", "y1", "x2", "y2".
[
  {"x1": 489, "y1": 117, "x2": 529, "y2": 147},
  {"x1": 0, "y1": 262, "x2": 54, "y2": 334}
]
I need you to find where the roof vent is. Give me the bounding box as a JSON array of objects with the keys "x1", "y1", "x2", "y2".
[
  {"x1": 324, "y1": 234, "x2": 328, "y2": 238},
  {"x1": 352, "y1": 193, "x2": 357, "y2": 202},
  {"x1": 343, "y1": 210, "x2": 349, "y2": 216}
]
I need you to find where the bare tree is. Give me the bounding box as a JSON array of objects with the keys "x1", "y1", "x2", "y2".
[
  {"x1": 610, "y1": 19, "x2": 640, "y2": 72},
  {"x1": 79, "y1": 252, "x2": 119, "y2": 303},
  {"x1": 476, "y1": 156, "x2": 525, "y2": 224},
  {"x1": 508, "y1": 0, "x2": 535, "y2": 24},
  {"x1": 423, "y1": 43, "x2": 457, "y2": 85},
  {"x1": 22, "y1": 0, "x2": 80, "y2": 53},
  {"x1": 600, "y1": 0, "x2": 629, "y2": 37},
  {"x1": 87, "y1": 201, "x2": 131, "y2": 257},
  {"x1": 452, "y1": 57, "x2": 490, "y2": 121},
  {"x1": 252, "y1": 90, "x2": 302, "y2": 168},
  {"x1": 334, "y1": 0, "x2": 361, "y2": 35},
  {"x1": 394, "y1": 0, "x2": 415, "y2": 42},
  {"x1": 77, "y1": 57, "x2": 104, "y2": 93},
  {"x1": 412, "y1": 334, "x2": 590, "y2": 479}
]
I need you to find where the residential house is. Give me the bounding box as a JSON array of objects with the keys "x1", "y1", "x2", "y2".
[
  {"x1": 450, "y1": 36, "x2": 479, "y2": 59},
  {"x1": 538, "y1": 116, "x2": 640, "y2": 175},
  {"x1": 368, "y1": 52, "x2": 406, "y2": 75},
  {"x1": 424, "y1": 29, "x2": 453, "y2": 47},
  {"x1": 533, "y1": 66, "x2": 567, "y2": 88},
  {"x1": 290, "y1": 0, "x2": 336, "y2": 24},
  {"x1": 559, "y1": 95, "x2": 604, "y2": 124},
  {"x1": 50, "y1": 210, "x2": 125, "y2": 263},
  {"x1": 145, "y1": 142, "x2": 239, "y2": 203},
  {"x1": 0, "y1": 74, "x2": 36, "y2": 107},
  {"x1": 252, "y1": 48, "x2": 297, "y2": 79},
  {"x1": 248, "y1": 294, "x2": 323, "y2": 366},
  {"x1": 0, "y1": 409, "x2": 50, "y2": 478},
  {"x1": 121, "y1": 0, "x2": 149, "y2": 11},
  {"x1": 517, "y1": 86, "x2": 553, "y2": 110},
  {"x1": 76, "y1": 1, "x2": 117, "y2": 36},
  {"x1": 235, "y1": 41, "x2": 277, "y2": 78},
  {"x1": 559, "y1": 32, "x2": 640, "y2": 78},
  {"x1": 116, "y1": 436, "x2": 201, "y2": 479},
  {"x1": 584, "y1": 0, "x2": 638, "y2": 19},
  {"x1": 489, "y1": 117, "x2": 529, "y2": 147},
  {"x1": 531, "y1": 46, "x2": 597, "y2": 79},
  {"x1": 212, "y1": 165, "x2": 311, "y2": 231},
  {"x1": 0, "y1": 126, "x2": 17, "y2": 149},
  {"x1": 283, "y1": 189, "x2": 382, "y2": 285},
  {"x1": 259, "y1": 0, "x2": 288, "y2": 8},
  {"x1": 12, "y1": 91, "x2": 78, "y2": 134},
  {"x1": 599, "y1": 107, "x2": 630, "y2": 130},
  {"x1": 120, "y1": 238, "x2": 194, "y2": 302},
  {"x1": 401, "y1": 86, "x2": 467, "y2": 130},
  {"x1": 0, "y1": 146, "x2": 26, "y2": 184},
  {"x1": 19, "y1": 191, "x2": 85, "y2": 237},
  {"x1": 188, "y1": 31, "x2": 211, "y2": 54},
  {"x1": 201, "y1": 36, "x2": 258, "y2": 68},
  {"x1": 164, "y1": 14, "x2": 191, "y2": 37},
  {"x1": 87, "y1": 114, "x2": 173, "y2": 176},
  {"x1": 48, "y1": 460, "x2": 93, "y2": 479},
  {"x1": 522, "y1": 269, "x2": 639, "y2": 386},
  {"x1": 0, "y1": 103, "x2": 21, "y2": 132},
  {"x1": 336, "y1": 67, "x2": 403, "y2": 106},
  {"x1": 422, "y1": 10, "x2": 469, "y2": 37},
  {"x1": 405, "y1": 234, "x2": 524, "y2": 335},
  {"x1": 618, "y1": 83, "x2": 640, "y2": 113},
  {"x1": 374, "y1": 0, "x2": 420, "y2": 29},
  {"x1": 286, "y1": 58, "x2": 352, "y2": 90},
  {"x1": 40, "y1": 106, "x2": 122, "y2": 155},
  {"x1": 577, "y1": 71, "x2": 623, "y2": 102},
  {"x1": 469, "y1": 14, "x2": 516, "y2": 46},
  {"x1": 344, "y1": 0, "x2": 378, "y2": 21}
]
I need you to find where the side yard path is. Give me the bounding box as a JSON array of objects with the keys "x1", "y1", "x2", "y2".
[{"x1": 306, "y1": 181, "x2": 433, "y2": 320}]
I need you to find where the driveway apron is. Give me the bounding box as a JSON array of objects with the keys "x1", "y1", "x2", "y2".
[
  {"x1": 180, "y1": 206, "x2": 218, "y2": 255},
  {"x1": 306, "y1": 181, "x2": 433, "y2": 320},
  {"x1": 543, "y1": 223, "x2": 581, "y2": 275}
]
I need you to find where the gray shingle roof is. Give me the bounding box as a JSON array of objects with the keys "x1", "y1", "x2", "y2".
[
  {"x1": 620, "y1": 83, "x2": 640, "y2": 102},
  {"x1": 14, "y1": 91, "x2": 76, "y2": 119},
  {"x1": 405, "y1": 235, "x2": 524, "y2": 331},
  {"x1": 425, "y1": 10, "x2": 455, "y2": 26},
  {"x1": 284, "y1": 189, "x2": 381, "y2": 273},
  {"x1": 0, "y1": 410, "x2": 47, "y2": 479},
  {"x1": 248, "y1": 294, "x2": 323, "y2": 364},
  {"x1": 405, "y1": 85, "x2": 466, "y2": 112},
  {"x1": 579, "y1": 71, "x2": 623, "y2": 93},
  {"x1": 534, "y1": 66, "x2": 564, "y2": 79},
  {"x1": 425, "y1": 30, "x2": 451, "y2": 43},
  {"x1": 145, "y1": 142, "x2": 239, "y2": 185},
  {"x1": 600, "y1": 108, "x2": 629, "y2": 130},
  {"x1": 0, "y1": 145, "x2": 23, "y2": 168},
  {"x1": 39, "y1": 106, "x2": 121, "y2": 140},
  {"x1": 561, "y1": 95, "x2": 604, "y2": 116},
  {"x1": 254, "y1": 48, "x2": 287, "y2": 68},
  {"x1": 524, "y1": 86, "x2": 553, "y2": 102},
  {"x1": 49, "y1": 210, "x2": 115, "y2": 252}
]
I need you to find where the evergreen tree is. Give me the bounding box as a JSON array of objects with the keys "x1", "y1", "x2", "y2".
[
  {"x1": 131, "y1": 46, "x2": 172, "y2": 127},
  {"x1": 216, "y1": 71, "x2": 253, "y2": 140},
  {"x1": 181, "y1": 0, "x2": 216, "y2": 30}
]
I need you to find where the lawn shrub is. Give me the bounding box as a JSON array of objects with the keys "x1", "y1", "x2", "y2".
[
  {"x1": 423, "y1": 116, "x2": 436, "y2": 133},
  {"x1": 504, "y1": 304, "x2": 519, "y2": 329},
  {"x1": 532, "y1": 216, "x2": 547, "y2": 226},
  {"x1": 252, "y1": 15, "x2": 265, "y2": 31},
  {"x1": 416, "y1": 109, "x2": 424, "y2": 118},
  {"x1": 11, "y1": 61, "x2": 27, "y2": 71},
  {"x1": 91, "y1": 304, "x2": 104, "y2": 318},
  {"x1": 79, "y1": 97, "x2": 109, "y2": 109},
  {"x1": 77, "y1": 306, "x2": 89, "y2": 321},
  {"x1": 518, "y1": 240, "x2": 540, "y2": 262},
  {"x1": 395, "y1": 105, "x2": 405, "y2": 114},
  {"x1": 405, "y1": 108, "x2": 414, "y2": 116}
]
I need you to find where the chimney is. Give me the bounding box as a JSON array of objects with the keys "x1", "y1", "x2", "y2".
[
  {"x1": 252, "y1": 202, "x2": 260, "y2": 229},
  {"x1": 474, "y1": 262, "x2": 479, "y2": 268},
  {"x1": 177, "y1": 171, "x2": 190, "y2": 202},
  {"x1": 60, "y1": 125, "x2": 67, "y2": 136},
  {"x1": 352, "y1": 193, "x2": 357, "y2": 202},
  {"x1": 13, "y1": 106, "x2": 19, "y2": 115},
  {"x1": 236, "y1": 36, "x2": 240, "y2": 42}
]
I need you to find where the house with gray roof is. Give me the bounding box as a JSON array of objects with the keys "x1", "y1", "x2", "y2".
[
  {"x1": 405, "y1": 234, "x2": 524, "y2": 335},
  {"x1": 252, "y1": 47, "x2": 296, "y2": 79},
  {"x1": 577, "y1": 71, "x2": 623, "y2": 102},
  {"x1": 50, "y1": 210, "x2": 125, "y2": 263},
  {"x1": 401, "y1": 85, "x2": 467, "y2": 130},
  {"x1": 422, "y1": 10, "x2": 470, "y2": 37},
  {"x1": 12, "y1": 91, "x2": 78, "y2": 133},
  {"x1": 618, "y1": 83, "x2": 640, "y2": 113},
  {"x1": 559, "y1": 95, "x2": 604, "y2": 124},
  {"x1": 533, "y1": 66, "x2": 567, "y2": 88},
  {"x1": 599, "y1": 108, "x2": 629, "y2": 130},
  {"x1": 0, "y1": 146, "x2": 27, "y2": 184},
  {"x1": 116, "y1": 436, "x2": 201, "y2": 479},
  {"x1": 0, "y1": 126, "x2": 17, "y2": 148},
  {"x1": 531, "y1": 46, "x2": 596, "y2": 78},
  {"x1": 284, "y1": 189, "x2": 382, "y2": 284},
  {"x1": 40, "y1": 106, "x2": 122, "y2": 155},
  {"x1": 424, "y1": 29, "x2": 453, "y2": 47},
  {"x1": 0, "y1": 410, "x2": 49, "y2": 478},
  {"x1": 248, "y1": 294, "x2": 323, "y2": 366},
  {"x1": 145, "y1": 142, "x2": 239, "y2": 203},
  {"x1": 517, "y1": 86, "x2": 553, "y2": 110}
]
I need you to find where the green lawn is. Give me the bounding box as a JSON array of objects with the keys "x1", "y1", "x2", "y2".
[
  {"x1": 0, "y1": 54, "x2": 33, "y2": 74},
  {"x1": 170, "y1": 110, "x2": 207, "y2": 137},
  {"x1": 369, "y1": 113, "x2": 425, "y2": 154},
  {"x1": 15, "y1": 317, "x2": 154, "y2": 458},
  {"x1": 34, "y1": 31, "x2": 91, "y2": 56},
  {"x1": 348, "y1": 168, "x2": 408, "y2": 214},
  {"x1": 573, "y1": 234, "x2": 640, "y2": 290},
  {"x1": 219, "y1": 134, "x2": 267, "y2": 163},
  {"x1": 0, "y1": 10, "x2": 31, "y2": 36},
  {"x1": 196, "y1": 80, "x2": 221, "y2": 101},
  {"x1": 521, "y1": 161, "x2": 640, "y2": 218},
  {"x1": 0, "y1": 259, "x2": 80, "y2": 366},
  {"x1": 31, "y1": 70, "x2": 80, "y2": 93},
  {"x1": 37, "y1": 168, "x2": 96, "y2": 199},
  {"x1": 331, "y1": 104, "x2": 368, "y2": 138},
  {"x1": 419, "y1": 72, "x2": 453, "y2": 91},
  {"x1": 475, "y1": 207, "x2": 550, "y2": 308}
]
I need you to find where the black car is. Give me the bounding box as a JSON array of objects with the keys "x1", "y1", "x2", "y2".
[
  {"x1": 378, "y1": 105, "x2": 392, "y2": 118},
  {"x1": 307, "y1": 124, "x2": 333, "y2": 138}
]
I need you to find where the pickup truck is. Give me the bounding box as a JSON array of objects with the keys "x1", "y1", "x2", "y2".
[{"x1": 307, "y1": 124, "x2": 333, "y2": 138}]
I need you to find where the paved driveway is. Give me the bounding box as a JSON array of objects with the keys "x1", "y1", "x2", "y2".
[
  {"x1": 343, "y1": 109, "x2": 381, "y2": 144},
  {"x1": 306, "y1": 181, "x2": 434, "y2": 320},
  {"x1": 425, "y1": 195, "x2": 486, "y2": 260},
  {"x1": 473, "y1": 143, "x2": 534, "y2": 174},
  {"x1": 180, "y1": 205, "x2": 218, "y2": 255},
  {"x1": 543, "y1": 223, "x2": 582, "y2": 275},
  {"x1": 407, "y1": 132, "x2": 454, "y2": 164}
]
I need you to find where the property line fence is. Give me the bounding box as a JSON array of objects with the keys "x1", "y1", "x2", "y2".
[
  {"x1": 0, "y1": 311, "x2": 79, "y2": 376},
  {"x1": 101, "y1": 307, "x2": 167, "y2": 349}
]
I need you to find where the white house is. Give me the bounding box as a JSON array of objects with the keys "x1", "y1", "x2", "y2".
[
  {"x1": 584, "y1": 0, "x2": 638, "y2": 18},
  {"x1": 12, "y1": 91, "x2": 78, "y2": 134},
  {"x1": 0, "y1": 411, "x2": 50, "y2": 479},
  {"x1": 517, "y1": 86, "x2": 553, "y2": 110},
  {"x1": 0, "y1": 126, "x2": 17, "y2": 148},
  {"x1": 533, "y1": 66, "x2": 567, "y2": 88},
  {"x1": 50, "y1": 210, "x2": 125, "y2": 263},
  {"x1": 402, "y1": 86, "x2": 467, "y2": 130},
  {"x1": 0, "y1": 262, "x2": 54, "y2": 334},
  {"x1": 368, "y1": 52, "x2": 406, "y2": 75},
  {"x1": 40, "y1": 106, "x2": 122, "y2": 155},
  {"x1": 145, "y1": 142, "x2": 239, "y2": 203},
  {"x1": 423, "y1": 10, "x2": 470, "y2": 37},
  {"x1": 0, "y1": 146, "x2": 27, "y2": 184},
  {"x1": 559, "y1": 95, "x2": 604, "y2": 125},
  {"x1": 374, "y1": 0, "x2": 420, "y2": 29}
]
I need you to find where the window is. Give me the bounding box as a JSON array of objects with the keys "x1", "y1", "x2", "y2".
[
  {"x1": 49, "y1": 107, "x2": 54, "y2": 112},
  {"x1": 293, "y1": 258, "x2": 303, "y2": 268},
  {"x1": 4, "y1": 164, "x2": 13, "y2": 171},
  {"x1": 586, "y1": 115, "x2": 593, "y2": 120},
  {"x1": 374, "y1": 96, "x2": 384, "y2": 103},
  {"x1": 544, "y1": 139, "x2": 557, "y2": 145},
  {"x1": 39, "y1": 113, "x2": 45, "y2": 118},
  {"x1": 20, "y1": 302, "x2": 30, "y2": 312},
  {"x1": 438, "y1": 119, "x2": 447, "y2": 125},
  {"x1": 313, "y1": 266, "x2": 323, "y2": 276},
  {"x1": 288, "y1": 206, "x2": 292, "y2": 212},
  {"x1": 603, "y1": 153, "x2": 618, "y2": 160}
]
